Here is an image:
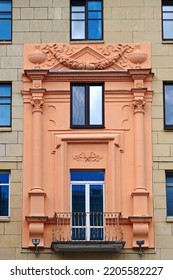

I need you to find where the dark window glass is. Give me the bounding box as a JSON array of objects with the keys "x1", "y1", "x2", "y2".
[
  {"x1": 0, "y1": 83, "x2": 12, "y2": 127},
  {"x1": 162, "y1": 0, "x2": 173, "y2": 40},
  {"x1": 166, "y1": 172, "x2": 173, "y2": 217},
  {"x1": 163, "y1": 83, "x2": 173, "y2": 129},
  {"x1": 71, "y1": 84, "x2": 104, "y2": 128},
  {"x1": 71, "y1": 0, "x2": 103, "y2": 40},
  {"x1": 0, "y1": 171, "x2": 10, "y2": 216},
  {"x1": 0, "y1": 0, "x2": 12, "y2": 41}
]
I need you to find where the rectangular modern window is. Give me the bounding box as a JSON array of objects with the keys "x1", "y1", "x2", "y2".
[
  {"x1": 163, "y1": 83, "x2": 173, "y2": 129},
  {"x1": 162, "y1": 0, "x2": 173, "y2": 40},
  {"x1": 70, "y1": 0, "x2": 103, "y2": 40},
  {"x1": 71, "y1": 84, "x2": 104, "y2": 128},
  {"x1": 166, "y1": 171, "x2": 173, "y2": 217},
  {"x1": 0, "y1": 0, "x2": 12, "y2": 41},
  {"x1": 0, "y1": 83, "x2": 12, "y2": 127},
  {"x1": 0, "y1": 171, "x2": 10, "y2": 216},
  {"x1": 71, "y1": 170, "x2": 104, "y2": 241}
]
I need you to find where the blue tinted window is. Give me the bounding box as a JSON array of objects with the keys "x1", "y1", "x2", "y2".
[
  {"x1": 0, "y1": 0, "x2": 12, "y2": 41},
  {"x1": 71, "y1": 0, "x2": 103, "y2": 40},
  {"x1": 71, "y1": 171, "x2": 104, "y2": 241},
  {"x1": 164, "y1": 83, "x2": 173, "y2": 128},
  {"x1": 0, "y1": 83, "x2": 11, "y2": 127},
  {"x1": 166, "y1": 172, "x2": 173, "y2": 217},
  {"x1": 88, "y1": 19, "x2": 102, "y2": 39},
  {"x1": 71, "y1": 171, "x2": 104, "y2": 181},
  {"x1": 162, "y1": 0, "x2": 173, "y2": 40},
  {"x1": 0, "y1": 172, "x2": 10, "y2": 216},
  {"x1": 0, "y1": 172, "x2": 9, "y2": 183},
  {"x1": 88, "y1": 0, "x2": 102, "y2": 10}
]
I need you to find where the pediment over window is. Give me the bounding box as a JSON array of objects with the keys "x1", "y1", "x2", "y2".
[{"x1": 24, "y1": 43, "x2": 151, "y2": 71}]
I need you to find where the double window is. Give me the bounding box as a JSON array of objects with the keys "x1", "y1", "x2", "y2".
[
  {"x1": 70, "y1": 0, "x2": 103, "y2": 40},
  {"x1": 0, "y1": 0, "x2": 12, "y2": 41},
  {"x1": 71, "y1": 170, "x2": 104, "y2": 241},
  {"x1": 162, "y1": 0, "x2": 173, "y2": 40},
  {"x1": 163, "y1": 82, "x2": 173, "y2": 129},
  {"x1": 0, "y1": 83, "x2": 12, "y2": 127},
  {"x1": 71, "y1": 84, "x2": 104, "y2": 128},
  {"x1": 0, "y1": 171, "x2": 10, "y2": 217},
  {"x1": 165, "y1": 171, "x2": 173, "y2": 217}
]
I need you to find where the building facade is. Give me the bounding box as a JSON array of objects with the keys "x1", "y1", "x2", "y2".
[{"x1": 0, "y1": 0, "x2": 173, "y2": 260}]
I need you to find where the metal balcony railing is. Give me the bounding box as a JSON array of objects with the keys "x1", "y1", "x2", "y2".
[{"x1": 52, "y1": 212, "x2": 123, "y2": 242}]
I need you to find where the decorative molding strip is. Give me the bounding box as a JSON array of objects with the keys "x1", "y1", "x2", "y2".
[{"x1": 72, "y1": 152, "x2": 103, "y2": 162}]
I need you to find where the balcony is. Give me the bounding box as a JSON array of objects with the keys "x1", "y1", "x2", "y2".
[{"x1": 51, "y1": 212, "x2": 125, "y2": 252}]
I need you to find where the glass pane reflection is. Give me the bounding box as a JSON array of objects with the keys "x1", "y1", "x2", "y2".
[
  {"x1": 164, "y1": 84, "x2": 173, "y2": 125},
  {"x1": 72, "y1": 21, "x2": 85, "y2": 39},
  {"x1": 89, "y1": 86, "x2": 102, "y2": 125},
  {"x1": 72, "y1": 86, "x2": 85, "y2": 125}
]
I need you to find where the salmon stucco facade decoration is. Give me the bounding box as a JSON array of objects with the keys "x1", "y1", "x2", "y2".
[{"x1": 21, "y1": 42, "x2": 154, "y2": 253}]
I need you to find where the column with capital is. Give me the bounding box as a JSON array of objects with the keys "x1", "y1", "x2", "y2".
[
  {"x1": 27, "y1": 89, "x2": 47, "y2": 247},
  {"x1": 130, "y1": 88, "x2": 151, "y2": 247}
]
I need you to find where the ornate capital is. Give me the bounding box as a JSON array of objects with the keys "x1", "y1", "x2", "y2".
[
  {"x1": 31, "y1": 98, "x2": 44, "y2": 113},
  {"x1": 133, "y1": 98, "x2": 146, "y2": 113}
]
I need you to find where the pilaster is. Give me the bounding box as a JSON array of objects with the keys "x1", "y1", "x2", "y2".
[{"x1": 130, "y1": 75, "x2": 152, "y2": 247}]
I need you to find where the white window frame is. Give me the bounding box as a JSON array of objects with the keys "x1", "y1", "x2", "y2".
[
  {"x1": 0, "y1": 171, "x2": 10, "y2": 218},
  {"x1": 70, "y1": 180, "x2": 104, "y2": 241}
]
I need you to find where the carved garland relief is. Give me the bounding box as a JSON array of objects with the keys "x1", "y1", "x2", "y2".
[{"x1": 27, "y1": 43, "x2": 148, "y2": 70}]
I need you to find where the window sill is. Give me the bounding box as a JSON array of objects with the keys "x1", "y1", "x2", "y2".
[
  {"x1": 0, "y1": 127, "x2": 12, "y2": 132},
  {"x1": 70, "y1": 40, "x2": 104, "y2": 45},
  {"x1": 166, "y1": 217, "x2": 173, "y2": 223},
  {"x1": 0, "y1": 41, "x2": 12, "y2": 45},
  {"x1": 0, "y1": 217, "x2": 10, "y2": 222},
  {"x1": 162, "y1": 40, "x2": 173, "y2": 44}
]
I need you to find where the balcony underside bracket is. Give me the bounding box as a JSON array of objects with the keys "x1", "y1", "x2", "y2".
[{"x1": 51, "y1": 240, "x2": 125, "y2": 252}]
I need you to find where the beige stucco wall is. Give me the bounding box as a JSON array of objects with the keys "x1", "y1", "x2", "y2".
[{"x1": 0, "y1": 0, "x2": 172, "y2": 259}]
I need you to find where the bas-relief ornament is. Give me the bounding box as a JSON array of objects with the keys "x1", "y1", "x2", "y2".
[
  {"x1": 73, "y1": 152, "x2": 103, "y2": 162},
  {"x1": 133, "y1": 98, "x2": 146, "y2": 113},
  {"x1": 26, "y1": 43, "x2": 149, "y2": 70},
  {"x1": 128, "y1": 44, "x2": 147, "y2": 69},
  {"x1": 48, "y1": 105, "x2": 56, "y2": 128},
  {"x1": 28, "y1": 45, "x2": 47, "y2": 68},
  {"x1": 31, "y1": 98, "x2": 44, "y2": 112}
]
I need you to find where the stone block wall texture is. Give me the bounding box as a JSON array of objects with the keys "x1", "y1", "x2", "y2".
[{"x1": 0, "y1": 0, "x2": 172, "y2": 259}]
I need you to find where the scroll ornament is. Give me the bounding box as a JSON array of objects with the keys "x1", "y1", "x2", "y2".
[{"x1": 73, "y1": 152, "x2": 103, "y2": 162}]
